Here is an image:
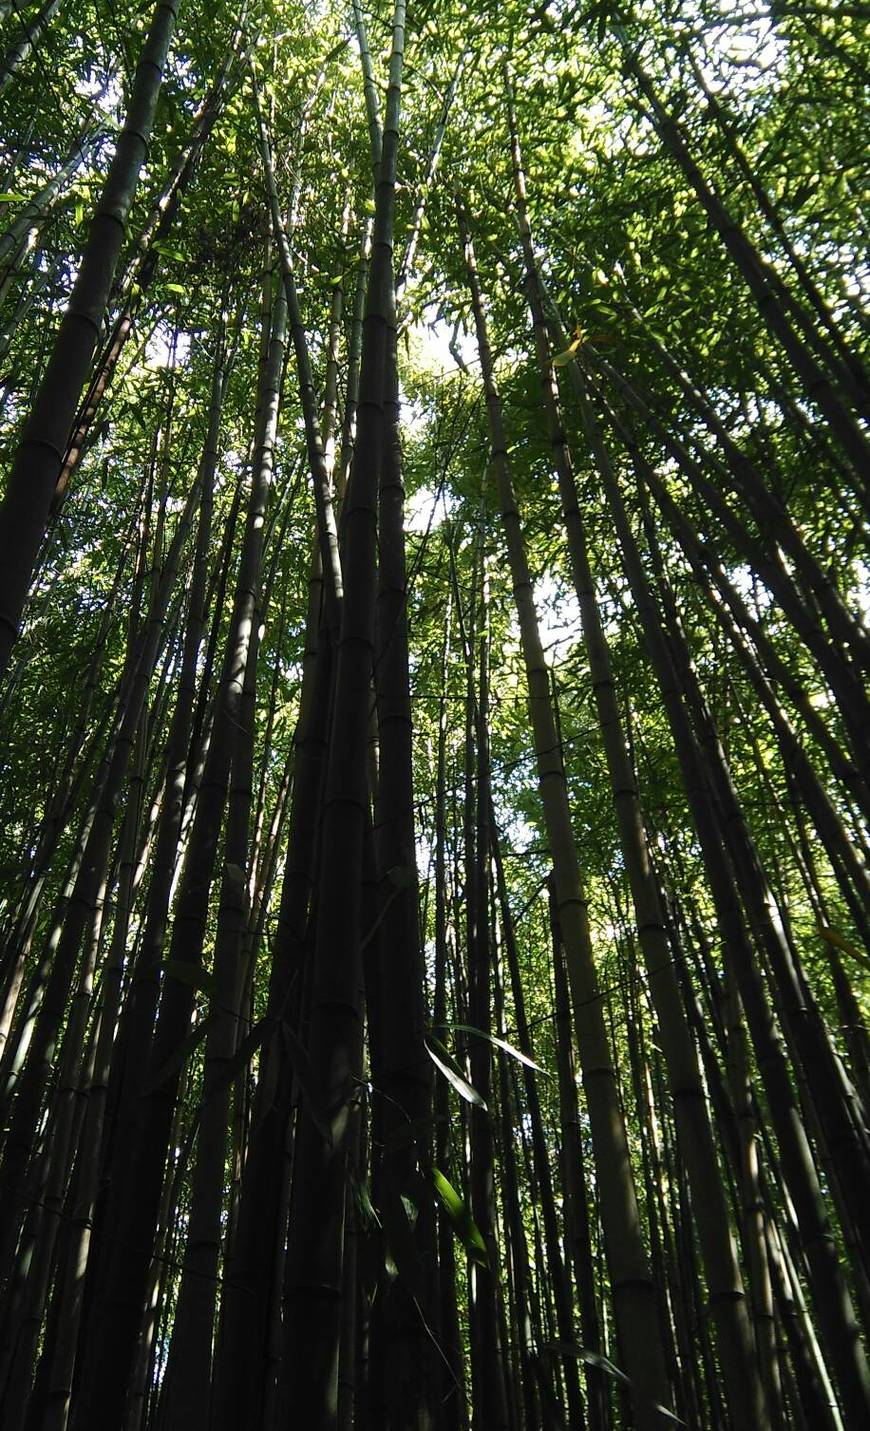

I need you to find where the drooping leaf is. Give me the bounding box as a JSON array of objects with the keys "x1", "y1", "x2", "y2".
[
  {"x1": 545, "y1": 1343, "x2": 686, "y2": 1423},
  {"x1": 200, "y1": 1015, "x2": 272, "y2": 1103},
  {"x1": 378, "y1": 1187, "x2": 424, "y2": 1299},
  {"x1": 352, "y1": 1173, "x2": 379, "y2": 1229},
  {"x1": 431, "y1": 1166, "x2": 488, "y2": 1267},
  {"x1": 546, "y1": 1342, "x2": 630, "y2": 1385},
  {"x1": 360, "y1": 872, "x2": 411, "y2": 951},
  {"x1": 448, "y1": 1022, "x2": 548, "y2": 1073},
  {"x1": 143, "y1": 1016, "x2": 213, "y2": 1095},
  {"x1": 650, "y1": 1407, "x2": 686, "y2": 1426},
  {"x1": 424, "y1": 1035, "x2": 488, "y2": 1110},
  {"x1": 281, "y1": 1022, "x2": 334, "y2": 1149},
  {"x1": 552, "y1": 334, "x2": 582, "y2": 366},
  {"x1": 162, "y1": 958, "x2": 217, "y2": 999},
  {"x1": 818, "y1": 924, "x2": 870, "y2": 973}
]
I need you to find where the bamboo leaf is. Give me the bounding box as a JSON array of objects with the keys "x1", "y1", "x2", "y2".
[
  {"x1": 152, "y1": 240, "x2": 186, "y2": 261},
  {"x1": 378, "y1": 1188, "x2": 424, "y2": 1299},
  {"x1": 281, "y1": 1022, "x2": 334, "y2": 1149},
  {"x1": 545, "y1": 1343, "x2": 685, "y2": 1423},
  {"x1": 431, "y1": 1166, "x2": 488, "y2": 1266},
  {"x1": 448, "y1": 1022, "x2": 548, "y2": 1074},
  {"x1": 200, "y1": 1015, "x2": 271, "y2": 1103},
  {"x1": 352, "y1": 1173, "x2": 379, "y2": 1229},
  {"x1": 552, "y1": 335, "x2": 582, "y2": 366},
  {"x1": 424, "y1": 1035, "x2": 488, "y2": 1110},
  {"x1": 143, "y1": 1016, "x2": 213, "y2": 1095},
  {"x1": 546, "y1": 1342, "x2": 630, "y2": 1384},
  {"x1": 360, "y1": 872, "x2": 411, "y2": 951},
  {"x1": 818, "y1": 924, "x2": 870, "y2": 973},
  {"x1": 162, "y1": 958, "x2": 217, "y2": 999}
]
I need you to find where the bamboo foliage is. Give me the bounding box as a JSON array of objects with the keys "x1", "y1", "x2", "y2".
[{"x1": 0, "y1": 2, "x2": 867, "y2": 1429}]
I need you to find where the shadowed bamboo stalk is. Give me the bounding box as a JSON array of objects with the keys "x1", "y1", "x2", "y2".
[
  {"x1": 279, "y1": 5, "x2": 407, "y2": 1425},
  {"x1": 457, "y1": 190, "x2": 673, "y2": 1431},
  {"x1": 0, "y1": 0, "x2": 180, "y2": 675},
  {"x1": 0, "y1": 0, "x2": 62, "y2": 96},
  {"x1": 505, "y1": 75, "x2": 769, "y2": 1425},
  {"x1": 68, "y1": 238, "x2": 282, "y2": 1431},
  {"x1": 575, "y1": 364, "x2": 870, "y2": 1421}
]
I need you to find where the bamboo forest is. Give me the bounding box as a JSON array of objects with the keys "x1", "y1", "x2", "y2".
[{"x1": 0, "y1": 0, "x2": 867, "y2": 1426}]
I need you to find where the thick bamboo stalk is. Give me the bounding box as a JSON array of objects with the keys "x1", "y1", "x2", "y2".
[
  {"x1": 457, "y1": 193, "x2": 672, "y2": 1430},
  {"x1": 506, "y1": 83, "x2": 769, "y2": 1427},
  {"x1": 69, "y1": 250, "x2": 280, "y2": 1431},
  {"x1": 0, "y1": 473, "x2": 199, "y2": 1291},
  {"x1": 162, "y1": 291, "x2": 285, "y2": 1429},
  {"x1": 577, "y1": 376, "x2": 870, "y2": 1419},
  {"x1": 0, "y1": 0, "x2": 180, "y2": 674},
  {"x1": 280, "y1": 7, "x2": 407, "y2": 1424},
  {"x1": 0, "y1": 0, "x2": 62, "y2": 96}
]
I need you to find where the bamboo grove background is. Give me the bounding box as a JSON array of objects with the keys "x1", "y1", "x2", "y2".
[{"x1": 0, "y1": 0, "x2": 867, "y2": 1427}]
